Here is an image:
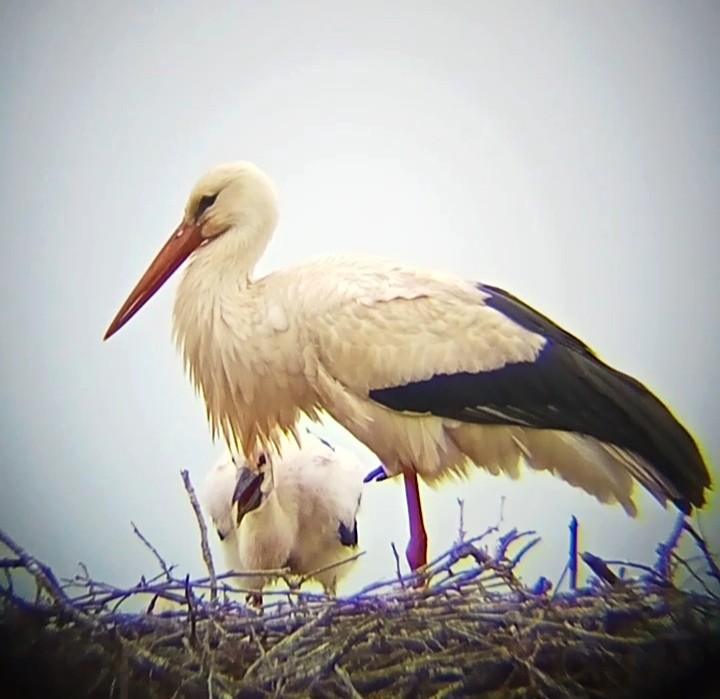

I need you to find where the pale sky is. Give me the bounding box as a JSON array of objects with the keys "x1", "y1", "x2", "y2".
[{"x1": 1, "y1": 1, "x2": 718, "y2": 599}]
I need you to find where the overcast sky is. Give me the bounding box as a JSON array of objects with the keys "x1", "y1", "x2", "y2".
[{"x1": 1, "y1": 1, "x2": 718, "y2": 600}]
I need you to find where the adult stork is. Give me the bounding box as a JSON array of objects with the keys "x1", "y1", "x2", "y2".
[
  {"x1": 200, "y1": 431, "x2": 365, "y2": 604},
  {"x1": 105, "y1": 162, "x2": 712, "y2": 572}
]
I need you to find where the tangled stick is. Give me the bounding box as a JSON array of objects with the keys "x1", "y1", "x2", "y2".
[{"x1": 1, "y1": 481, "x2": 719, "y2": 698}]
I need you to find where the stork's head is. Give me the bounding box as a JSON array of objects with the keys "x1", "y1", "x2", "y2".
[
  {"x1": 231, "y1": 452, "x2": 271, "y2": 526},
  {"x1": 103, "y1": 161, "x2": 279, "y2": 340},
  {"x1": 201, "y1": 450, "x2": 271, "y2": 539},
  {"x1": 200, "y1": 452, "x2": 243, "y2": 541}
]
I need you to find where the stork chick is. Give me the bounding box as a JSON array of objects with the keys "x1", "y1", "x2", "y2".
[
  {"x1": 106, "y1": 161, "x2": 713, "y2": 574},
  {"x1": 200, "y1": 431, "x2": 365, "y2": 606}
]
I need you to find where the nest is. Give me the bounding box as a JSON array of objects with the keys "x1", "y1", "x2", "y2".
[{"x1": 2, "y1": 472, "x2": 719, "y2": 699}]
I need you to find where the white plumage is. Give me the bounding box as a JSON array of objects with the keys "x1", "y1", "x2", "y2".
[
  {"x1": 106, "y1": 161, "x2": 712, "y2": 571},
  {"x1": 200, "y1": 431, "x2": 365, "y2": 602}
]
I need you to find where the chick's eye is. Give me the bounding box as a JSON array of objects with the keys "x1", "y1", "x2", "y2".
[
  {"x1": 196, "y1": 192, "x2": 218, "y2": 218},
  {"x1": 257, "y1": 453, "x2": 267, "y2": 468}
]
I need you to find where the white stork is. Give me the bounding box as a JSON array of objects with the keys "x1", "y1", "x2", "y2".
[
  {"x1": 105, "y1": 162, "x2": 712, "y2": 572},
  {"x1": 200, "y1": 431, "x2": 365, "y2": 604}
]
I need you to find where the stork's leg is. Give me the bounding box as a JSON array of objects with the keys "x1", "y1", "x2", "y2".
[
  {"x1": 246, "y1": 592, "x2": 263, "y2": 610},
  {"x1": 403, "y1": 471, "x2": 428, "y2": 571}
]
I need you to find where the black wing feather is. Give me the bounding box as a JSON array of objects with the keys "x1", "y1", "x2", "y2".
[
  {"x1": 369, "y1": 284, "x2": 710, "y2": 512},
  {"x1": 338, "y1": 520, "x2": 358, "y2": 547}
]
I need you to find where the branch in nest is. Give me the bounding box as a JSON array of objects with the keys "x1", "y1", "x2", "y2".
[
  {"x1": 509, "y1": 536, "x2": 541, "y2": 569},
  {"x1": 131, "y1": 520, "x2": 173, "y2": 581},
  {"x1": 568, "y1": 515, "x2": 579, "y2": 591},
  {"x1": 390, "y1": 542, "x2": 406, "y2": 588},
  {"x1": 581, "y1": 552, "x2": 619, "y2": 587},
  {"x1": 297, "y1": 550, "x2": 366, "y2": 590},
  {"x1": 591, "y1": 560, "x2": 667, "y2": 587},
  {"x1": 0, "y1": 527, "x2": 102, "y2": 631},
  {"x1": 683, "y1": 520, "x2": 720, "y2": 586},
  {"x1": 654, "y1": 512, "x2": 685, "y2": 581},
  {"x1": 672, "y1": 552, "x2": 719, "y2": 600},
  {"x1": 495, "y1": 527, "x2": 520, "y2": 561},
  {"x1": 455, "y1": 498, "x2": 466, "y2": 545},
  {"x1": 180, "y1": 469, "x2": 217, "y2": 604},
  {"x1": 2, "y1": 514, "x2": 719, "y2": 699}
]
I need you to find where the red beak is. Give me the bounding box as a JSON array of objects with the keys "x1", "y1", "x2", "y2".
[{"x1": 103, "y1": 222, "x2": 204, "y2": 340}]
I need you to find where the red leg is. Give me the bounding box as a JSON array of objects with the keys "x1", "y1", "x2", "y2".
[{"x1": 403, "y1": 471, "x2": 428, "y2": 571}]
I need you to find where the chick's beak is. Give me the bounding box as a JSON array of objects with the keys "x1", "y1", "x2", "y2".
[
  {"x1": 103, "y1": 221, "x2": 203, "y2": 340},
  {"x1": 232, "y1": 469, "x2": 265, "y2": 524}
]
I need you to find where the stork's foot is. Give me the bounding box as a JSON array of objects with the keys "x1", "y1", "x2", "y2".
[
  {"x1": 406, "y1": 532, "x2": 429, "y2": 589},
  {"x1": 405, "y1": 531, "x2": 428, "y2": 572},
  {"x1": 245, "y1": 592, "x2": 263, "y2": 610}
]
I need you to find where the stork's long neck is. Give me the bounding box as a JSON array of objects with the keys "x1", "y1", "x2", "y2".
[
  {"x1": 174, "y1": 224, "x2": 272, "y2": 334},
  {"x1": 253, "y1": 484, "x2": 296, "y2": 540},
  {"x1": 172, "y1": 223, "x2": 275, "y2": 452},
  {"x1": 186, "y1": 224, "x2": 271, "y2": 289}
]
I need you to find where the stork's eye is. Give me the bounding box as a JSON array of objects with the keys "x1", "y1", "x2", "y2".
[{"x1": 196, "y1": 193, "x2": 218, "y2": 218}]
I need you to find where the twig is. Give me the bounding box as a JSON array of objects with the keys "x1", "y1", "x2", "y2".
[
  {"x1": 568, "y1": 516, "x2": 579, "y2": 591},
  {"x1": 655, "y1": 512, "x2": 685, "y2": 581},
  {"x1": 497, "y1": 495, "x2": 506, "y2": 526},
  {"x1": 683, "y1": 521, "x2": 720, "y2": 585},
  {"x1": 581, "y1": 552, "x2": 619, "y2": 586},
  {"x1": 298, "y1": 550, "x2": 366, "y2": 587},
  {"x1": 0, "y1": 558, "x2": 24, "y2": 569},
  {"x1": 553, "y1": 560, "x2": 569, "y2": 599},
  {"x1": 509, "y1": 536, "x2": 541, "y2": 568},
  {"x1": 131, "y1": 521, "x2": 172, "y2": 581},
  {"x1": 180, "y1": 469, "x2": 229, "y2": 699},
  {"x1": 0, "y1": 528, "x2": 101, "y2": 630},
  {"x1": 390, "y1": 542, "x2": 405, "y2": 587},
  {"x1": 2, "y1": 515, "x2": 719, "y2": 698},
  {"x1": 594, "y1": 560, "x2": 666, "y2": 584},
  {"x1": 181, "y1": 469, "x2": 217, "y2": 604},
  {"x1": 334, "y1": 663, "x2": 364, "y2": 698},
  {"x1": 1, "y1": 563, "x2": 14, "y2": 597},
  {"x1": 304, "y1": 427, "x2": 335, "y2": 452},
  {"x1": 495, "y1": 528, "x2": 520, "y2": 561},
  {"x1": 248, "y1": 623, "x2": 267, "y2": 660},
  {"x1": 672, "y1": 553, "x2": 719, "y2": 600},
  {"x1": 456, "y1": 498, "x2": 466, "y2": 544},
  {"x1": 184, "y1": 574, "x2": 198, "y2": 646},
  {"x1": 207, "y1": 666, "x2": 215, "y2": 699},
  {"x1": 244, "y1": 606, "x2": 334, "y2": 680}
]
